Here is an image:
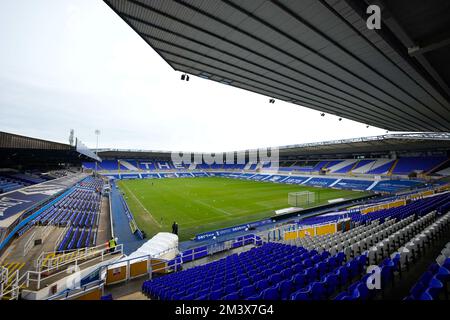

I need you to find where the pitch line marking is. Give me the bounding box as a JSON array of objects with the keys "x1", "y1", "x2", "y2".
[
  {"x1": 120, "y1": 183, "x2": 162, "y2": 228},
  {"x1": 192, "y1": 199, "x2": 232, "y2": 216}
]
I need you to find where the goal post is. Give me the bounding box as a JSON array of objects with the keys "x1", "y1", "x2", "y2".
[{"x1": 288, "y1": 191, "x2": 315, "y2": 207}]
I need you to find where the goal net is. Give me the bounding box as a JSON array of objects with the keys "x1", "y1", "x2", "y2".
[{"x1": 288, "y1": 191, "x2": 315, "y2": 207}]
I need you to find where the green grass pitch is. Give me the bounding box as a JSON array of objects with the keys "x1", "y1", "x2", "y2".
[{"x1": 117, "y1": 177, "x2": 368, "y2": 241}]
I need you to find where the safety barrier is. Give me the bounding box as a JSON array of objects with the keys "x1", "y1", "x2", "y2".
[
  {"x1": 103, "y1": 234, "x2": 261, "y2": 286},
  {"x1": 23, "y1": 231, "x2": 37, "y2": 257},
  {"x1": 0, "y1": 266, "x2": 21, "y2": 300},
  {"x1": 361, "y1": 199, "x2": 406, "y2": 214},
  {"x1": 36, "y1": 242, "x2": 122, "y2": 273},
  {"x1": 47, "y1": 280, "x2": 104, "y2": 300},
  {"x1": 108, "y1": 188, "x2": 114, "y2": 238},
  {"x1": 281, "y1": 221, "x2": 339, "y2": 241},
  {"x1": 18, "y1": 243, "x2": 123, "y2": 294}
]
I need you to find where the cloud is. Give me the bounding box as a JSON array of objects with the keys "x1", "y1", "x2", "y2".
[{"x1": 0, "y1": 0, "x2": 386, "y2": 152}]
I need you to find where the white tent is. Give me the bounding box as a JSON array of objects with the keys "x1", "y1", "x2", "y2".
[{"x1": 122, "y1": 232, "x2": 179, "y2": 264}]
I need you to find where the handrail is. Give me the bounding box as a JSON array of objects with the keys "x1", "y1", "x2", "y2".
[
  {"x1": 40, "y1": 241, "x2": 110, "y2": 263},
  {"x1": 108, "y1": 185, "x2": 114, "y2": 238},
  {"x1": 24, "y1": 244, "x2": 124, "y2": 292},
  {"x1": 0, "y1": 268, "x2": 23, "y2": 300},
  {"x1": 40, "y1": 224, "x2": 53, "y2": 243},
  {"x1": 23, "y1": 231, "x2": 37, "y2": 257},
  {"x1": 47, "y1": 280, "x2": 104, "y2": 300},
  {"x1": 37, "y1": 244, "x2": 123, "y2": 274}
]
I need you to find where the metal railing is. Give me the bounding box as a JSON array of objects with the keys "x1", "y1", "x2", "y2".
[
  {"x1": 39, "y1": 224, "x2": 53, "y2": 243},
  {"x1": 25, "y1": 244, "x2": 124, "y2": 292},
  {"x1": 36, "y1": 242, "x2": 122, "y2": 273},
  {"x1": 53, "y1": 224, "x2": 70, "y2": 252},
  {"x1": 0, "y1": 267, "x2": 21, "y2": 300},
  {"x1": 47, "y1": 280, "x2": 104, "y2": 300},
  {"x1": 23, "y1": 231, "x2": 37, "y2": 257}
]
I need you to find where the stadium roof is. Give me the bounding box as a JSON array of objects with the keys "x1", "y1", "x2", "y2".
[
  {"x1": 104, "y1": 0, "x2": 450, "y2": 132},
  {"x1": 97, "y1": 132, "x2": 450, "y2": 159},
  {"x1": 0, "y1": 131, "x2": 100, "y2": 167},
  {"x1": 276, "y1": 132, "x2": 450, "y2": 157}
]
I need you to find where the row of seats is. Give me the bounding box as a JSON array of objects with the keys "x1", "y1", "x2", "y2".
[
  {"x1": 142, "y1": 189, "x2": 448, "y2": 301},
  {"x1": 288, "y1": 193, "x2": 448, "y2": 239},
  {"x1": 83, "y1": 157, "x2": 448, "y2": 175},
  {"x1": 78, "y1": 176, "x2": 104, "y2": 190},
  {"x1": 290, "y1": 219, "x2": 388, "y2": 255},
  {"x1": 302, "y1": 210, "x2": 433, "y2": 300},
  {"x1": 335, "y1": 210, "x2": 450, "y2": 300},
  {"x1": 405, "y1": 239, "x2": 450, "y2": 300},
  {"x1": 32, "y1": 188, "x2": 101, "y2": 227},
  {"x1": 15, "y1": 177, "x2": 104, "y2": 250},
  {"x1": 9, "y1": 172, "x2": 46, "y2": 184},
  {"x1": 57, "y1": 224, "x2": 96, "y2": 251},
  {"x1": 142, "y1": 243, "x2": 364, "y2": 300},
  {"x1": 0, "y1": 177, "x2": 26, "y2": 193}
]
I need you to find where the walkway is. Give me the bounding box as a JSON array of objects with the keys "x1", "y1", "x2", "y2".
[{"x1": 109, "y1": 181, "x2": 146, "y2": 255}]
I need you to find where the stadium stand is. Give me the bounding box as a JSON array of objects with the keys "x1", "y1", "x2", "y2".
[
  {"x1": 0, "y1": 176, "x2": 27, "y2": 194},
  {"x1": 140, "y1": 192, "x2": 449, "y2": 300},
  {"x1": 16, "y1": 176, "x2": 103, "y2": 251},
  {"x1": 366, "y1": 160, "x2": 396, "y2": 175},
  {"x1": 83, "y1": 156, "x2": 449, "y2": 178},
  {"x1": 405, "y1": 241, "x2": 450, "y2": 300},
  {"x1": 392, "y1": 157, "x2": 448, "y2": 175},
  {"x1": 83, "y1": 157, "x2": 444, "y2": 194}
]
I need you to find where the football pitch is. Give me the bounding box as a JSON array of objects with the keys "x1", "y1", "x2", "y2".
[{"x1": 117, "y1": 177, "x2": 368, "y2": 241}]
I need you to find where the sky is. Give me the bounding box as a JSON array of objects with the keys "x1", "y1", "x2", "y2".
[{"x1": 0, "y1": 0, "x2": 387, "y2": 152}]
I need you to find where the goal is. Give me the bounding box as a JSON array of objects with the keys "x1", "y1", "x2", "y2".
[{"x1": 288, "y1": 191, "x2": 315, "y2": 207}]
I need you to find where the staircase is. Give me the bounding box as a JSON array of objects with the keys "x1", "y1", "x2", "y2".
[
  {"x1": 329, "y1": 178, "x2": 342, "y2": 187},
  {"x1": 388, "y1": 159, "x2": 399, "y2": 175},
  {"x1": 255, "y1": 162, "x2": 264, "y2": 171},
  {"x1": 347, "y1": 160, "x2": 360, "y2": 175},
  {"x1": 244, "y1": 162, "x2": 253, "y2": 170},
  {"x1": 36, "y1": 243, "x2": 120, "y2": 272},
  {"x1": 0, "y1": 262, "x2": 25, "y2": 300},
  {"x1": 426, "y1": 158, "x2": 450, "y2": 175},
  {"x1": 367, "y1": 180, "x2": 379, "y2": 191},
  {"x1": 118, "y1": 160, "x2": 139, "y2": 171},
  {"x1": 366, "y1": 158, "x2": 394, "y2": 174},
  {"x1": 328, "y1": 160, "x2": 358, "y2": 173}
]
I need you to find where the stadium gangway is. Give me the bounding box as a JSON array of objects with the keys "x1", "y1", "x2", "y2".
[
  {"x1": 53, "y1": 224, "x2": 71, "y2": 252},
  {"x1": 36, "y1": 242, "x2": 123, "y2": 273},
  {"x1": 13, "y1": 243, "x2": 124, "y2": 296}
]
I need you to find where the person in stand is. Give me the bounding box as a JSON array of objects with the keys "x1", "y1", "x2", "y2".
[
  {"x1": 172, "y1": 221, "x2": 179, "y2": 235},
  {"x1": 108, "y1": 237, "x2": 118, "y2": 253}
]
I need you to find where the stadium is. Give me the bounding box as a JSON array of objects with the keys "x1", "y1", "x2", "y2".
[{"x1": 1, "y1": 0, "x2": 450, "y2": 307}]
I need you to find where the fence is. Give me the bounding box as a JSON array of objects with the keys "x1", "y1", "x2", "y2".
[
  {"x1": 37, "y1": 242, "x2": 121, "y2": 272},
  {"x1": 265, "y1": 221, "x2": 341, "y2": 242},
  {"x1": 47, "y1": 280, "x2": 104, "y2": 300},
  {"x1": 102, "y1": 234, "x2": 262, "y2": 287}
]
